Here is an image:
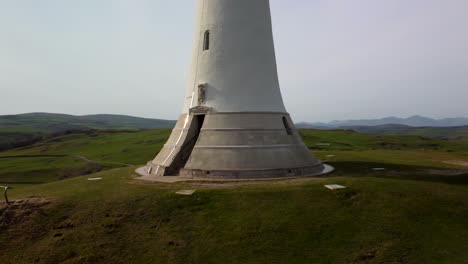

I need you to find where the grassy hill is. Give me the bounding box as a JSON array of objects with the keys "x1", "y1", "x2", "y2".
[
  {"x1": 0, "y1": 113, "x2": 176, "y2": 151},
  {"x1": 0, "y1": 129, "x2": 171, "y2": 187},
  {"x1": 2, "y1": 114, "x2": 466, "y2": 152},
  {"x1": 1, "y1": 129, "x2": 467, "y2": 188},
  {"x1": 1, "y1": 168, "x2": 468, "y2": 263},
  {"x1": 342, "y1": 124, "x2": 468, "y2": 140},
  {"x1": 1, "y1": 129, "x2": 468, "y2": 263},
  {"x1": 0, "y1": 113, "x2": 176, "y2": 132},
  {"x1": 299, "y1": 129, "x2": 468, "y2": 154},
  {"x1": 297, "y1": 115, "x2": 468, "y2": 128},
  {"x1": 0, "y1": 129, "x2": 44, "y2": 151}
]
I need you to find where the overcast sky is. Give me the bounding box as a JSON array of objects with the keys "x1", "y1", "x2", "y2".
[{"x1": 1, "y1": 0, "x2": 467, "y2": 122}]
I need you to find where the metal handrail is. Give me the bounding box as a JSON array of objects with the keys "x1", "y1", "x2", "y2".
[{"x1": 0, "y1": 186, "x2": 12, "y2": 205}]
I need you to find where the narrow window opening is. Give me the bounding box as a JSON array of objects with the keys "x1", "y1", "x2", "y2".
[
  {"x1": 282, "y1": 117, "x2": 293, "y2": 135},
  {"x1": 203, "y1": 30, "x2": 210, "y2": 51}
]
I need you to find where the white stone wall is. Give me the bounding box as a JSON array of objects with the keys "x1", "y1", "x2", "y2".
[{"x1": 183, "y1": 0, "x2": 287, "y2": 113}]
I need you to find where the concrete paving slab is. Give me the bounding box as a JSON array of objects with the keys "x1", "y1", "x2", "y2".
[
  {"x1": 324, "y1": 184, "x2": 346, "y2": 190},
  {"x1": 176, "y1": 190, "x2": 196, "y2": 196}
]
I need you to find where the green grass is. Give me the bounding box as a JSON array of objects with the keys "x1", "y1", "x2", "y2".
[
  {"x1": 301, "y1": 130, "x2": 468, "y2": 169},
  {"x1": 1, "y1": 168, "x2": 468, "y2": 263},
  {"x1": 1, "y1": 129, "x2": 468, "y2": 189},
  {"x1": 0, "y1": 158, "x2": 111, "y2": 188},
  {"x1": 0, "y1": 113, "x2": 176, "y2": 151},
  {"x1": 1, "y1": 129, "x2": 171, "y2": 163},
  {"x1": 0, "y1": 129, "x2": 170, "y2": 164},
  {"x1": 0, "y1": 129, "x2": 170, "y2": 187},
  {"x1": 0, "y1": 113, "x2": 176, "y2": 133},
  {"x1": 300, "y1": 129, "x2": 468, "y2": 152},
  {"x1": 1, "y1": 129, "x2": 468, "y2": 263},
  {"x1": 0, "y1": 129, "x2": 43, "y2": 151},
  {"x1": 348, "y1": 125, "x2": 468, "y2": 140},
  {"x1": 407, "y1": 126, "x2": 468, "y2": 139}
]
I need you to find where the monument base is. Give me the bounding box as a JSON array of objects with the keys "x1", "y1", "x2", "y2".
[
  {"x1": 145, "y1": 112, "x2": 331, "y2": 179},
  {"x1": 135, "y1": 164, "x2": 334, "y2": 182}
]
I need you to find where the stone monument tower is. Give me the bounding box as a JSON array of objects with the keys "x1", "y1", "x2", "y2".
[{"x1": 140, "y1": 0, "x2": 330, "y2": 179}]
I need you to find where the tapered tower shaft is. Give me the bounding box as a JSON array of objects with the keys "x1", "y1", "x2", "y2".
[{"x1": 183, "y1": 0, "x2": 286, "y2": 113}]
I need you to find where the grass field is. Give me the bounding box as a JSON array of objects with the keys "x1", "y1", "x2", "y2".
[
  {"x1": 301, "y1": 130, "x2": 468, "y2": 170},
  {"x1": 345, "y1": 125, "x2": 468, "y2": 140},
  {"x1": 0, "y1": 113, "x2": 176, "y2": 151},
  {"x1": 0, "y1": 113, "x2": 175, "y2": 133},
  {"x1": 1, "y1": 129, "x2": 468, "y2": 263},
  {"x1": 1, "y1": 168, "x2": 468, "y2": 263},
  {"x1": 0, "y1": 129, "x2": 170, "y2": 188},
  {"x1": 1, "y1": 129, "x2": 468, "y2": 188}
]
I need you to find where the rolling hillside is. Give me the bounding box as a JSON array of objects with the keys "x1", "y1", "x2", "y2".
[
  {"x1": 0, "y1": 113, "x2": 176, "y2": 151},
  {"x1": 2, "y1": 114, "x2": 467, "y2": 152},
  {"x1": 0, "y1": 113, "x2": 176, "y2": 132},
  {"x1": 0, "y1": 129, "x2": 171, "y2": 186},
  {"x1": 298, "y1": 115, "x2": 468, "y2": 128},
  {"x1": 296, "y1": 124, "x2": 468, "y2": 140},
  {"x1": 340, "y1": 124, "x2": 468, "y2": 140},
  {"x1": 1, "y1": 129, "x2": 467, "y2": 188}
]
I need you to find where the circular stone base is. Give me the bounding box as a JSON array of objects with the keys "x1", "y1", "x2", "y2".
[
  {"x1": 135, "y1": 164, "x2": 334, "y2": 183},
  {"x1": 179, "y1": 163, "x2": 329, "y2": 179}
]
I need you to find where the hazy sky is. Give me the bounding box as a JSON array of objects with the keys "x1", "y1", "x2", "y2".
[{"x1": 1, "y1": 0, "x2": 467, "y2": 122}]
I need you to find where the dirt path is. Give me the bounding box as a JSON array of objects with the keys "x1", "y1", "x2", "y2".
[{"x1": 1, "y1": 196, "x2": 51, "y2": 226}]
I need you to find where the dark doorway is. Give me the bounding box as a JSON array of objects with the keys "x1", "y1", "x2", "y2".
[
  {"x1": 164, "y1": 115, "x2": 205, "y2": 176},
  {"x1": 282, "y1": 116, "x2": 293, "y2": 135}
]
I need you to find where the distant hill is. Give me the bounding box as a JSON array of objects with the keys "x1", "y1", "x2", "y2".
[
  {"x1": 297, "y1": 115, "x2": 468, "y2": 128},
  {"x1": 1, "y1": 113, "x2": 467, "y2": 151},
  {"x1": 0, "y1": 113, "x2": 176, "y2": 150},
  {"x1": 297, "y1": 116, "x2": 468, "y2": 140},
  {"x1": 0, "y1": 113, "x2": 176, "y2": 132}
]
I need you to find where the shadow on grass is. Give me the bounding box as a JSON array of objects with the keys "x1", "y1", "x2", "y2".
[{"x1": 327, "y1": 161, "x2": 468, "y2": 185}]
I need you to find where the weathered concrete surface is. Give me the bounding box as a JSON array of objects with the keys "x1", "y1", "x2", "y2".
[
  {"x1": 135, "y1": 164, "x2": 334, "y2": 183},
  {"x1": 143, "y1": 0, "x2": 331, "y2": 180},
  {"x1": 145, "y1": 113, "x2": 328, "y2": 179},
  {"x1": 183, "y1": 0, "x2": 286, "y2": 113}
]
